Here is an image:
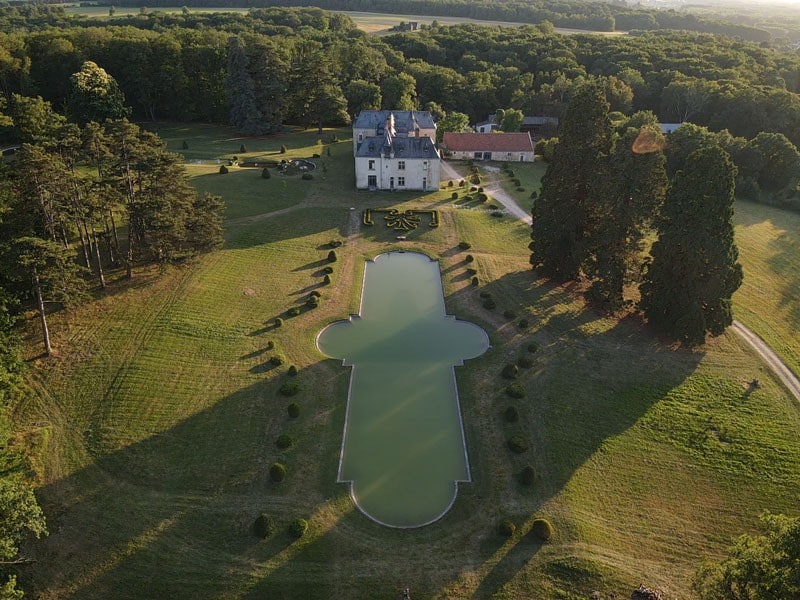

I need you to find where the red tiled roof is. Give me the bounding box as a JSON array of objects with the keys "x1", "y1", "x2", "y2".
[{"x1": 443, "y1": 132, "x2": 534, "y2": 152}]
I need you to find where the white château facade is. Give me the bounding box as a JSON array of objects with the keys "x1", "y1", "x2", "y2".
[{"x1": 353, "y1": 110, "x2": 441, "y2": 191}]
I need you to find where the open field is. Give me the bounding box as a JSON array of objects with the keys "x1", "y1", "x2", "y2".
[
  {"x1": 13, "y1": 124, "x2": 800, "y2": 599},
  {"x1": 59, "y1": 4, "x2": 626, "y2": 35}
]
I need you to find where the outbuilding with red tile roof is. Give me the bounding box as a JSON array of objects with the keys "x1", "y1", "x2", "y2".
[{"x1": 442, "y1": 132, "x2": 535, "y2": 162}]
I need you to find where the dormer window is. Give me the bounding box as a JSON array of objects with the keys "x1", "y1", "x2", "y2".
[{"x1": 368, "y1": 160, "x2": 375, "y2": 170}]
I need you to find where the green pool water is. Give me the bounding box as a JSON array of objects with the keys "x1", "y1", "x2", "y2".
[{"x1": 317, "y1": 252, "x2": 489, "y2": 527}]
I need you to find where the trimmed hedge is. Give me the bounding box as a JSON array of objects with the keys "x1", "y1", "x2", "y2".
[
  {"x1": 279, "y1": 382, "x2": 300, "y2": 396},
  {"x1": 275, "y1": 434, "x2": 292, "y2": 449},
  {"x1": 507, "y1": 434, "x2": 529, "y2": 454},
  {"x1": 253, "y1": 512, "x2": 275, "y2": 538},
  {"x1": 287, "y1": 403, "x2": 300, "y2": 418},
  {"x1": 290, "y1": 518, "x2": 308, "y2": 538},
  {"x1": 531, "y1": 518, "x2": 554, "y2": 541},
  {"x1": 504, "y1": 406, "x2": 519, "y2": 422},
  {"x1": 520, "y1": 465, "x2": 536, "y2": 486},
  {"x1": 498, "y1": 520, "x2": 516, "y2": 537},
  {"x1": 269, "y1": 462, "x2": 286, "y2": 482},
  {"x1": 506, "y1": 384, "x2": 525, "y2": 399}
]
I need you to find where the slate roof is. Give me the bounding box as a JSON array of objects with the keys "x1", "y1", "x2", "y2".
[
  {"x1": 355, "y1": 133, "x2": 439, "y2": 159},
  {"x1": 443, "y1": 132, "x2": 534, "y2": 152},
  {"x1": 353, "y1": 110, "x2": 436, "y2": 133}
]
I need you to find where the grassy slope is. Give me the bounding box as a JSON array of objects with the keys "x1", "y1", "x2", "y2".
[
  {"x1": 14, "y1": 127, "x2": 800, "y2": 599},
  {"x1": 733, "y1": 200, "x2": 800, "y2": 377}
]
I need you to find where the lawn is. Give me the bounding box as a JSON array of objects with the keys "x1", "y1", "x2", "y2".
[{"x1": 13, "y1": 125, "x2": 800, "y2": 599}]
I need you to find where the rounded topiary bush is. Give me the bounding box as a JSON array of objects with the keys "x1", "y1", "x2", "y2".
[
  {"x1": 517, "y1": 356, "x2": 534, "y2": 369},
  {"x1": 287, "y1": 403, "x2": 300, "y2": 418},
  {"x1": 502, "y1": 363, "x2": 519, "y2": 379},
  {"x1": 290, "y1": 518, "x2": 308, "y2": 538},
  {"x1": 466, "y1": 268, "x2": 477, "y2": 275},
  {"x1": 518, "y1": 318, "x2": 529, "y2": 329},
  {"x1": 471, "y1": 276, "x2": 479, "y2": 286},
  {"x1": 327, "y1": 250, "x2": 337, "y2": 263},
  {"x1": 323, "y1": 266, "x2": 334, "y2": 274},
  {"x1": 323, "y1": 274, "x2": 332, "y2": 285},
  {"x1": 448, "y1": 180, "x2": 454, "y2": 188},
  {"x1": 302, "y1": 173, "x2": 313, "y2": 180},
  {"x1": 270, "y1": 355, "x2": 284, "y2": 366},
  {"x1": 458, "y1": 241, "x2": 471, "y2": 250},
  {"x1": 287, "y1": 365, "x2": 298, "y2": 376},
  {"x1": 477, "y1": 193, "x2": 488, "y2": 202},
  {"x1": 504, "y1": 406, "x2": 519, "y2": 423},
  {"x1": 266, "y1": 340, "x2": 275, "y2": 350},
  {"x1": 330, "y1": 239, "x2": 343, "y2": 248},
  {"x1": 530, "y1": 518, "x2": 554, "y2": 541},
  {"x1": 506, "y1": 384, "x2": 525, "y2": 399},
  {"x1": 530, "y1": 190, "x2": 538, "y2": 199},
  {"x1": 519, "y1": 465, "x2": 536, "y2": 486},
  {"x1": 310, "y1": 290, "x2": 322, "y2": 297},
  {"x1": 219, "y1": 165, "x2": 229, "y2": 174},
  {"x1": 507, "y1": 434, "x2": 529, "y2": 454},
  {"x1": 279, "y1": 382, "x2": 299, "y2": 396},
  {"x1": 470, "y1": 174, "x2": 481, "y2": 185},
  {"x1": 527, "y1": 342, "x2": 539, "y2": 353},
  {"x1": 482, "y1": 298, "x2": 496, "y2": 310},
  {"x1": 451, "y1": 192, "x2": 458, "y2": 200},
  {"x1": 269, "y1": 462, "x2": 286, "y2": 482},
  {"x1": 478, "y1": 186, "x2": 484, "y2": 193},
  {"x1": 498, "y1": 520, "x2": 516, "y2": 537},
  {"x1": 262, "y1": 167, "x2": 271, "y2": 179},
  {"x1": 275, "y1": 434, "x2": 292, "y2": 449},
  {"x1": 306, "y1": 295, "x2": 319, "y2": 308},
  {"x1": 503, "y1": 309, "x2": 517, "y2": 319},
  {"x1": 465, "y1": 254, "x2": 474, "y2": 263},
  {"x1": 274, "y1": 317, "x2": 283, "y2": 328},
  {"x1": 253, "y1": 512, "x2": 275, "y2": 538},
  {"x1": 286, "y1": 307, "x2": 301, "y2": 317}
]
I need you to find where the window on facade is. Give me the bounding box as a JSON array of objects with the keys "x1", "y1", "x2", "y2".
[
  {"x1": 398, "y1": 177, "x2": 405, "y2": 186},
  {"x1": 473, "y1": 152, "x2": 482, "y2": 159},
  {"x1": 358, "y1": 133, "x2": 363, "y2": 142},
  {"x1": 368, "y1": 160, "x2": 375, "y2": 170},
  {"x1": 398, "y1": 161, "x2": 405, "y2": 170},
  {"x1": 368, "y1": 175, "x2": 377, "y2": 187}
]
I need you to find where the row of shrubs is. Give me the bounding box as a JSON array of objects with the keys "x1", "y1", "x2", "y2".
[{"x1": 253, "y1": 512, "x2": 309, "y2": 539}]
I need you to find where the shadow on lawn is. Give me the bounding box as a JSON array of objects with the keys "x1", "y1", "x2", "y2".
[{"x1": 25, "y1": 267, "x2": 704, "y2": 599}]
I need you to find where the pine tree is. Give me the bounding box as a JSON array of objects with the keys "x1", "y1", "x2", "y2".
[
  {"x1": 530, "y1": 82, "x2": 612, "y2": 281},
  {"x1": 585, "y1": 123, "x2": 667, "y2": 310},
  {"x1": 247, "y1": 39, "x2": 288, "y2": 134},
  {"x1": 640, "y1": 145, "x2": 743, "y2": 344},
  {"x1": 225, "y1": 36, "x2": 265, "y2": 136}
]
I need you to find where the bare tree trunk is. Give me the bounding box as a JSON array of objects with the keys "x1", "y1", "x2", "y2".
[
  {"x1": 60, "y1": 224, "x2": 69, "y2": 249},
  {"x1": 77, "y1": 219, "x2": 91, "y2": 267},
  {"x1": 108, "y1": 210, "x2": 120, "y2": 263},
  {"x1": 32, "y1": 268, "x2": 52, "y2": 356},
  {"x1": 91, "y1": 222, "x2": 106, "y2": 289}
]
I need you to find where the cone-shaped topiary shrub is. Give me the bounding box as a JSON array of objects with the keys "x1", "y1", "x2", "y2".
[
  {"x1": 323, "y1": 274, "x2": 332, "y2": 285},
  {"x1": 327, "y1": 250, "x2": 337, "y2": 262},
  {"x1": 323, "y1": 265, "x2": 334, "y2": 274},
  {"x1": 506, "y1": 384, "x2": 525, "y2": 399},
  {"x1": 287, "y1": 307, "x2": 301, "y2": 317},
  {"x1": 219, "y1": 165, "x2": 229, "y2": 174},
  {"x1": 240, "y1": 144, "x2": 247, "y2": 153},
  {"x1": 287, "y1": 365, "x2": 298, "y2": 376},
  {"x1": 262, "y1": 167, "x2": 271, "y2": 179},
  {"x1": 287, "y1": 403, "x2": 300, "y2": 418},
  {"x1": 517, "y1": 356, "x2": 534, "y2": 369},
  {"x1": 253, "y1": 512, "x2": 275, "y2": 538},
  {"x1": 269, "y1": 462, "x2": 286, "y2": 481},
  {"x1": 279, "y1": 382, "x2": 299, "y2": 396},
  {"x1": 527, "y1": 342, "x2": 539, "y2": 353},
  {"x1": 465, "y1": 254, "x2": 474, "y2": 263},
  {"x1": 280, "y1": 145, "x2": 287, "y2": 153},
  {"x1": 270, "y1": 355, "x2": 284, "y2": 366},
  {"x1": 451, "y1": 192, "x2": 458, "y2": 200},
  {"x1": 275, "y1": 434, "x2": 292, "y2": 449},
  {"x1": 531, "y1": 518, "x2": 554, "y2": 541},
  {"x1": 483, "y1": 298, "x2": 496, "y2": 310},
  {"x1": 458, "y1": 241, "x2": 472, "y2": 250},
  {"x1": 290, "y1": 518, "x2": 308, "y2": 538},
  {"x1": 274, "y1": 317, "x2": 283, "y2": 328},
  {"x1": 502, "y1": 364, "x2": 519, "y2": 379},
  {"x1": 498, "y1": 520, "x2": 516, "y2": 537},
  {"x1": 508, "y1": 434, "x2": 529, "y2": 453},
  {"x1": 266, "y1": 340, "x2": 274, "y2": 350},
  {"x1": 471, "y1": 277, "x2": 479, "y2": 286},
  {"x1": 520, "y1": 465, "x2": 536, "y2": 486},
  {"x1": 504, "y1": 406, "x2": 519, "y2": 422},
  {"x1": 181, "y1": 140, "x2": 189, "y2": 150},
  {"x1": 518, "y1": 319, "x2": 529, "y2": 329}
]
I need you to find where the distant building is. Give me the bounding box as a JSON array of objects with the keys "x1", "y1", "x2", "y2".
[
  {"x1": 475, "y1": 120, "x2": 500, "y2": 133},
  {"x1": 658, "y1": 122, "x2": 684, "y2": 134},
  {"x1": 520, "y1": 116, "x2": 559, "y2": 138},
  {"x1": 442, "y1": 132, "x2": 535, "y2": 162},
  {"x1": 354, "y1": 111, "x2": 441, "y2": 191}
]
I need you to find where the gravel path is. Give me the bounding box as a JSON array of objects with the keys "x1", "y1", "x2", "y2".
[{"x1": 441, "y1": 159, "x2": 800, "y2": 403}]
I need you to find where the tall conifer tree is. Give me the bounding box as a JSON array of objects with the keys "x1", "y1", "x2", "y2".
[
  {"x1": 640, "y1": 145, "x2": 743, "y2": 344},
  {"x1": 530, "y1": 82, "x2": 611, "y2": 281},
  {"x1": 225, "y1": 36, "x2": 265, "y2": 136}
]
